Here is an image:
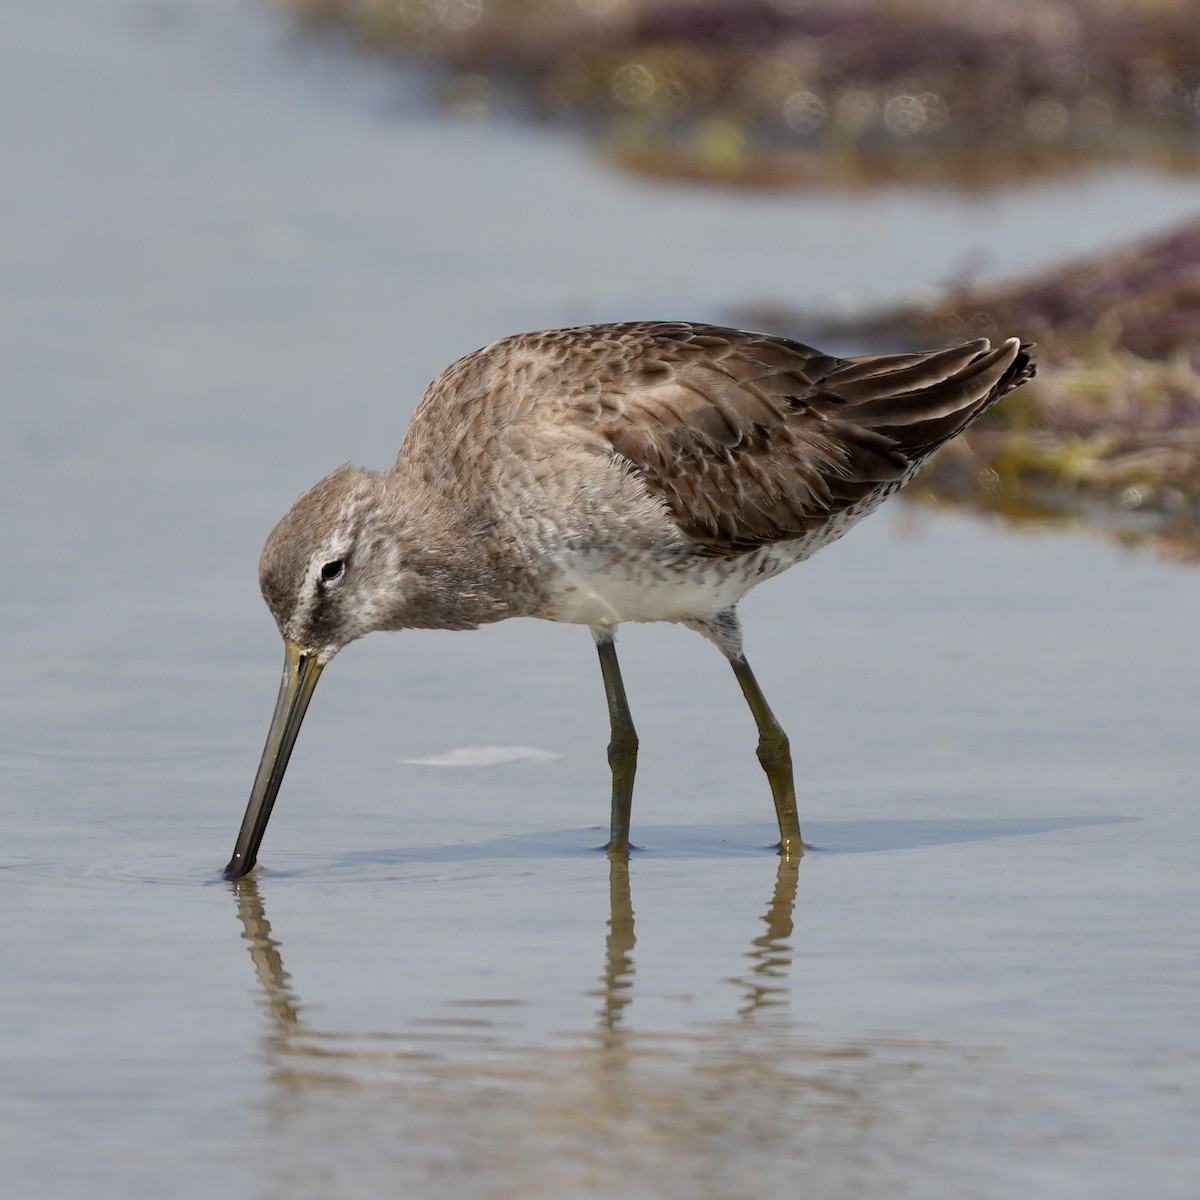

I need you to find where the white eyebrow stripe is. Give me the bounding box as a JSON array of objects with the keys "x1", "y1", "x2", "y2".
[{"x1": 290, "y1": 523, "x2": 355, "y2": 631}]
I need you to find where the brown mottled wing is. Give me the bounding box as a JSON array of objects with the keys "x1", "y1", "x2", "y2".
[{"x1": 589, "y1": 323, "x2": 1035, "y2": 552}]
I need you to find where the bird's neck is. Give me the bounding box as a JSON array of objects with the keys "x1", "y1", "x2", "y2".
[{"x1": 376, "y1": 476, "x2": 533, "y2": 632}]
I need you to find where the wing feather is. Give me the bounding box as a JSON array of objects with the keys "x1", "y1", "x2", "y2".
[
  {"x1": 405, "y1": 321, "x2": 1035, "y2": 555},
  {"x1": 583, "y1": 324, "x2": 1034, "y2": 552}
]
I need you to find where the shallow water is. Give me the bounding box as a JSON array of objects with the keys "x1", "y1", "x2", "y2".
[{"x1": 3, "y1": 3, "x2": 1200, "y2": 1198}]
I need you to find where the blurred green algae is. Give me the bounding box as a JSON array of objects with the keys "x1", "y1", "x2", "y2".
[
  {"x1": 286, "y1": 0, "x2": 1200, "y2": 186},
  {"x1": 745, "y1": 218, "x2": 1200, "y2": 556}
]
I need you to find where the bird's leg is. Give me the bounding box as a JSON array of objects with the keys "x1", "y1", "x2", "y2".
[
  {"x1": 593, "y1": 631, "x2": 638, "y2": 859},
  {"x1": 730, "y1": 655, "x2": 804, "y2": 859},
  {"x1": 688, "y1": 610, "x2": 804, "y2": 860}
]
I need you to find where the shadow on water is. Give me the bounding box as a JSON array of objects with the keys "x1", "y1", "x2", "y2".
[{"x1": 264, "y1": 814, "x2": 1134, "y2": 876}]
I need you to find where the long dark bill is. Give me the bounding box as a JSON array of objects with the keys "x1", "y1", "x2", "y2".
[{"x1": 222, "y1": 638, "x2": 324, "y2": 881}]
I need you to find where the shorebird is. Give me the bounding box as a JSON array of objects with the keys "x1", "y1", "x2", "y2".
[{"x1": 223, "y1": 322, "x2": 1034, "y2": 880}]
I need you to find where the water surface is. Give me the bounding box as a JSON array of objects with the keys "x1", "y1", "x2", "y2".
[{"x1": 3, "y1": 3, "x2": 1199, "y2": 1198}]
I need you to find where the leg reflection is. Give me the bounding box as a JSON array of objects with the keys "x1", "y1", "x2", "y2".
[
  {"x1": 735, "y1": 859, "x2": 800, "y2": 1019},
  {"x1": 589, "y1": 855, "x2": 802, "y2": 1042},
  {"x1": 594, "y1": 858, "x2": 636, "y2": 1040}
]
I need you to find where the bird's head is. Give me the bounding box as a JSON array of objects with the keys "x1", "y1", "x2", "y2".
[
  {"x1": 258, "y1": 463, "x2": 401, "y2": 664},
  {"x1": 223, "y1": 464, "x2": 403, "y2": 882}
]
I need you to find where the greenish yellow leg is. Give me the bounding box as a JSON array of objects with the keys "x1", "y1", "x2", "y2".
[
  {"x1": 730, "y1": 656, "x2": 805, "y2": 860},
  {"x1": 595, "y1": 637, "x2": 638, "y2": 859}
]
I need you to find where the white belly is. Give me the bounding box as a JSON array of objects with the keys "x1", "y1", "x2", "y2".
[
  {"x1": 520, "y1": 467, "x2": 894, "y2": 629},
  {"x1": 537, "y1": 542, "x2": 808, "y2": 628}
]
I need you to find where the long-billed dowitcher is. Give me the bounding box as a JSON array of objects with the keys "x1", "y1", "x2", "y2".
[{"x1": 223, "y1": 321, "x2": 1034, "y2": 880}]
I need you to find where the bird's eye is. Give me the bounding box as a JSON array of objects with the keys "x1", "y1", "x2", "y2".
[{"x1": 320, "y1": 559, "x2": 346, "y2": 583}]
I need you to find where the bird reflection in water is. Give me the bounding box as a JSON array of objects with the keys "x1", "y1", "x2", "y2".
[
  {"x1": 229, "y1": 859, "x2": 801, "y2": 1082},
  {"x1": 225, "y1": 868, "x2": 957, "y2": 1192}
]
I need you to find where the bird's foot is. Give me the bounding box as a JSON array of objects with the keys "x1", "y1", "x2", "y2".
[
  {"x1": 770, "y1": 837, "x2": 809, "y2": 862},
  {"x1": 597, "y1": 838, "x2": 641, "y2": 859}
]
